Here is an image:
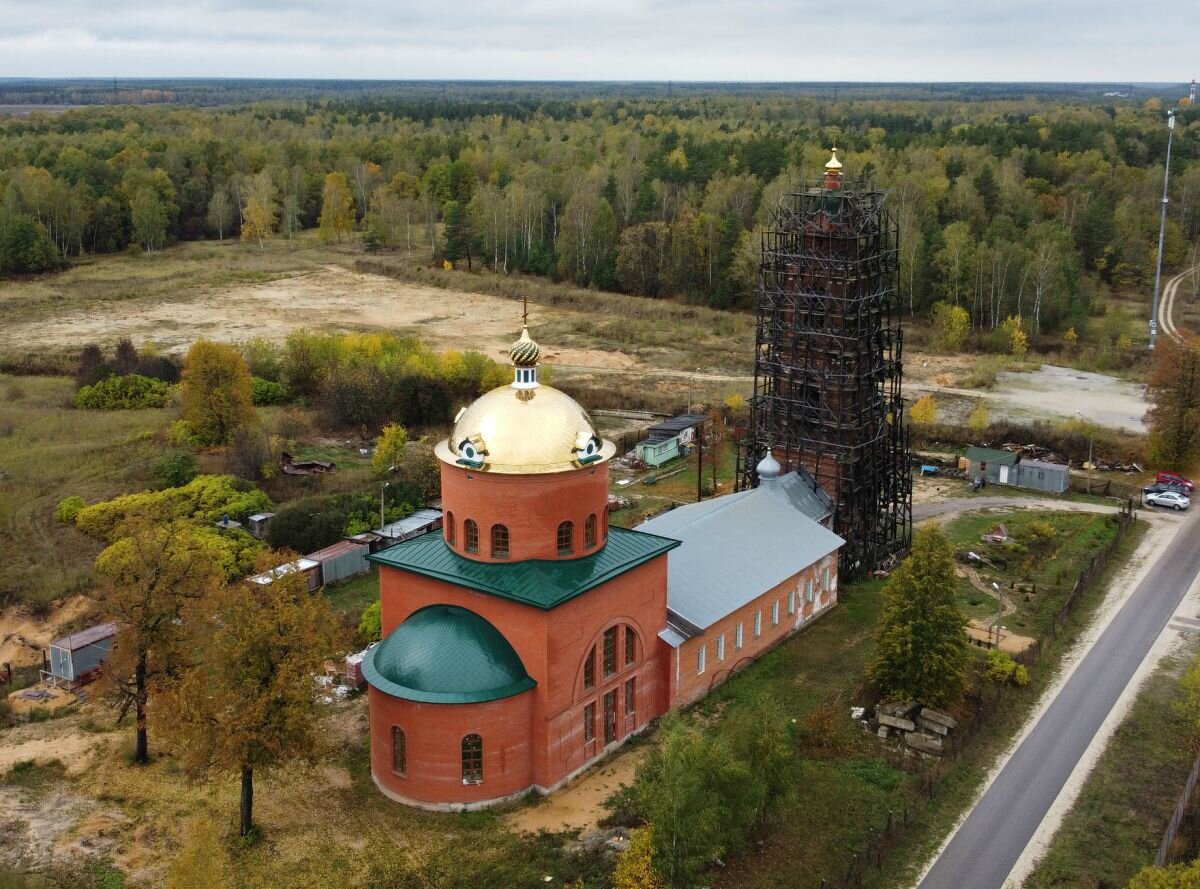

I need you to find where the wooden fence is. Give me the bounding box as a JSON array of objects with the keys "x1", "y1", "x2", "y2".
[
  {"x1": 1157, "y1": 750, "x2": 1200, "y2": 866},
  {"x1": 815, "y1": 503, "x2": 1135, "y2": 889}
]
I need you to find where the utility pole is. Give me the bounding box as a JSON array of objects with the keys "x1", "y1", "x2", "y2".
[
  {"x1": 1150, "y1": 109, "x2": 1177, "y2": 351},
  {"x1": 380, "y1": 482, "x2": 390, "y2": 533}
]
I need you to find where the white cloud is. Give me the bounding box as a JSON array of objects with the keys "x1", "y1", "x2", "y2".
[{"x1": 0, "y1": 0, "x2": 1189, "y2": 81}]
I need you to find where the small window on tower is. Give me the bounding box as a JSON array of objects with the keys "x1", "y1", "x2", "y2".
[
  {"x1": 462, "y1": 734, "x2": 483, "y2": 785},
  {"x1": 464, "y1": 519, "x2": 478, "y2": 554},
  {"x1": 557, "y1": 521, "x2": 574, "y2": 556},
  {"x1": 585, "y1": 514, "x2": 597, "y2": 549},
  {"x1": 491, "y1": 524, "x2": 509, "y2": 559},
  {"x1": 445, "y1": 512, "x2": 455, "y2": 546}
]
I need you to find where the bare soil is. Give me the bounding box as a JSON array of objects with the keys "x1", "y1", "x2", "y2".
[
  {"x1": 0, "y1": 595, "x2": 93, "y2": 668},
  {"x1": 0, "y1": 265, "x2": 638, "y2": 372},
  {"x1": 506, "y1": 745, "x2": 646, "y2": 835}
]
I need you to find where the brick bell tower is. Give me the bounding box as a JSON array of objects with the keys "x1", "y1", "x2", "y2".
[{"x1": 739, "y1": 147, "x2": 912, "y2": 575}]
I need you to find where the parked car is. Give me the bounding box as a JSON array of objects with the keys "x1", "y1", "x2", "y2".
[
  {"x1": 1156, "y1": 471, "x2": 1195, "y2": 492},
  {"x1": 1143, "y1": 482, "x2": 1191, "y2": 496},
  {"x1": 1145, "y1": 491, "x2": 1191, "y2": 510}
]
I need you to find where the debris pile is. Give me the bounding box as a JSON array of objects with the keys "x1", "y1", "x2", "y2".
[{"x1": 868, "y1": 701, "x2": 959, "y2": 757}]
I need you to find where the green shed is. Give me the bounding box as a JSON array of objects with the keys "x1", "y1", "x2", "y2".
[{"x1": 636, "y1": 435, "x2": 680, "y2": 467}]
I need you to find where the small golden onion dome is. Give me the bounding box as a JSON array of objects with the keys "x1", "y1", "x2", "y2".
[
  {"x1": 825, "y1": 147, "x2": 843, "y2": 171},
  {"x1": 436, "y1": 384, "x2": 616, "y2": 474},
  {"x1": 508, "y1": 327, "x2": 541, "y2": 367}
]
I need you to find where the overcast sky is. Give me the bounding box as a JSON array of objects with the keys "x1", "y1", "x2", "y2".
[{"x1": 0, "y1": 0, "x2": 1191, "y2": 83}]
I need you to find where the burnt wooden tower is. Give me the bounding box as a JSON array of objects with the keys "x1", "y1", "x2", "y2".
[{"x1": 739, "y1": 150, "x2": 911, "y2": 575}]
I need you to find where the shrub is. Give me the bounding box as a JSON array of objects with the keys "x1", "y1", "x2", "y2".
[
  {"x1": 931, "y1": 302, "x2": 970, "y2": 352},
  {"x1": 55, "y1": 496, "x2": 86, "y2": 524},
  {"x1": 75, "y1": 374, "x2": 172, "y2": 410},
  {"x1": 75, "y1": 474, "x2": 272, "y2": 542},
  {"x1": 358, "y1": 601, "x2": 382, "y2": 643},
  {"x1": 168, "y1": 419, "x2": 202, "y2": 448},
  {"x1": 910, "y1": 394, "x2": 939, "y2": 426},
  {"x1": 150, "y1": 452, "x2": 200, "y2": 489},
  {"x1": 251, "y1": 376, "x2": 289, "y2": 406}
]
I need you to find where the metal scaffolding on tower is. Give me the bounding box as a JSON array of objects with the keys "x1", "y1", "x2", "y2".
[{"x1": 737, "y1": 161, "x2": 912, "y2": 575}]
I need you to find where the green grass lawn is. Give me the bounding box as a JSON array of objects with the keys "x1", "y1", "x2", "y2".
[
  {"x1": 324, "y1": 568, "x2": 379, "y2": 625},
  {"x1": 1023, "y1": 639, "x2": 1200, "y2": 888},
  {"x1": 0, "y1": 375, "x2": 173, "y2": 606}
]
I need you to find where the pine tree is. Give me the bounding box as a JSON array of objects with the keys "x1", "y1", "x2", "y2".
[
  {"x1": 442, "y1": 200, "x2": 474, "y2": 269},
  {"x1": 871, "y1": 524, "x2": 970, "y2": 708}
]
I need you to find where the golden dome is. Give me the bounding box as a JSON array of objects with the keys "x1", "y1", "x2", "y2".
[
  {"x1": 825, "y1": 147, "x2": 843, "y2": 171},
  {"x1": 435, "y1": 384, "x2": 617, "y2": 475},
  {"x1": 508, "y1": 327, "x2": 541, "y2": 367}
]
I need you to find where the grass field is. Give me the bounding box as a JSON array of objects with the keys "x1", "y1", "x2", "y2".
[
  {"x1": 1023, "y1": 639, "x2": 1200, "y2": 888},
  {"x1": 0, "y1": 375, "x2": 173, "y2": 607}
]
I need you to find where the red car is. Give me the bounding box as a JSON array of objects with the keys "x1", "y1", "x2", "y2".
[{"x1": 1156, "y1": 471, "x2": 1195, "y2": 492}]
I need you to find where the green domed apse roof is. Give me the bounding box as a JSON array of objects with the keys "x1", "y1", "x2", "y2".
[{"x1": 364, "y1": 604, "x2": 536, "y2": 704}]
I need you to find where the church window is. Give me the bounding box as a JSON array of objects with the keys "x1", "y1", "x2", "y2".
[
  {"x1": 602, "y1": 627, "x2": 618, "y2": 677},
  {"x1": 557, "y1": 521, "x2": 574, "y2": 556},
  {"x1": 584, "y1": 703, "x2": 595, "y2": 742},
  {"x1": 391, "y1": 727, "x2": 406, "y2": 776},
  {"x1": 625, "y1": 678, "x2": 636, "y2": 717},
  {"x1": 491, "y1": 524, "x2": 509, "y2": 559},
  {"x1": 445, "y1": 512, "x2": 455, "y2": 546},
  {"x1": 624, "y1": 626, "x2": 636, "y2": 666},
  {"x1": 462, "y1": 734, "x2": 483, "y2": 784},
  {"x1": 464, "y1": 519, "x2": 478, "y2": 554},
  {"x1": 583, "y1": 646, "x2": 595, "y2": 689},
  {"x1": 585, "y1": 514, "x2": 597, "y2": 549}
]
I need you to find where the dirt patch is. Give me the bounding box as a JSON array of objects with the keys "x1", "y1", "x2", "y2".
[
  {"x1": 0, "y1": 726, "x2": 110, "y2": 776},
  {"x1": 0, "y1": 265, "x2": 637, "y2": 372},
  {"x1": 6, "y1": 684, "x2": 79, "y2": 717},
  {"x1": 507, "y1": 745, "x2": 646, "y2": 835},
  {"x1": 0, "y1": 595, "x2": 94, "y2": 668},
  {"x1": 0, "y1": 786, "x2": 94, "y2": 867}
]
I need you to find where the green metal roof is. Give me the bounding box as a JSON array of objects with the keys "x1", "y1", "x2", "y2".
[
  {"x1": 368, "y1": 526, "x2": 679, "y2": 610},
  {"x1": 965, "y1": 446, "x2": 1019, "y2": 465},
  {"x1": 364, "y1": 604, "x2": 536, "y2": 704}
]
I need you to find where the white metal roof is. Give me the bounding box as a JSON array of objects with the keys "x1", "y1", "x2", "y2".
[
  {"x1": 380, "y1": 508, "x2": 444, "y2": 538},
  {"x1": 639, "y1": 472, "x2": 844, "y2": 633}
]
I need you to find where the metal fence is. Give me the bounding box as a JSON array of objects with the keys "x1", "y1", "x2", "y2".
[{"x1": 815, "y1": 503, "x2": 1135, "y2": 889}]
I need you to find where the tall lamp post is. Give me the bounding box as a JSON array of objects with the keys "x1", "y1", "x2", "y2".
[
  {"x1": 1149, "y1": 109, "x2": 1177, "y2": 351},
  {"x1": 1075, "y1": 411, "x2": 1094, "y2": 495},
  {"x1": 380, "y1": 481, "x2": 390, "y2": 533}
]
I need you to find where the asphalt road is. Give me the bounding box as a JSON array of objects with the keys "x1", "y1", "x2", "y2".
[{"x1": 918, "y1": 505, "x2": 1199, "y2": 889}]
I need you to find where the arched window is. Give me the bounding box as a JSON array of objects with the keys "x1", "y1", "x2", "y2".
[
  {"x1": 624, "y1": 626, "x2": 637, "y2": 666},
  {"x1": 557, "y1": 521, "x2": 574, "y2": 556},
  {"x1": 391, "y1": 726, "x2": 406, "y2": 776},
  {"x1": 445, "y1": 512, "x2": 455, "y2": 547},
  {"x1": 491, "y1": 524, "x2": 509, "y2": 559},
  {"x1": 464, "y1": 519, "x2": 479, "y2": 554},
  {"x1": 585, "y1": 514, "x2": 597, "y2": 549},
  {"x1": 583, "y1": 645, "x2": 595, "y2": 689},
  {"x1": 462, "y1": 733, "x2": 483, "y2": 784}
]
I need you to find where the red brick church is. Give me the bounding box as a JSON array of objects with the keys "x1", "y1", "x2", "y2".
[{"x1": 363, "y1": 327, "x2": 843, "y2": 809}]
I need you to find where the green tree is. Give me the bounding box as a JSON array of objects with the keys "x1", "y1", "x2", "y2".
[
  {"x1": 931, "y1": 301, "x2": 970, "y2": 352},
  {"x1": 1146, "y1": 336, "x2": 1200, "y2": 470},
  {"x1": 180, "y1": 340, "x2": 257, "y2": 446},
  {"x1": 240, "y1": 171, "x2": 277, "y2": 251},
  {"x1": 206, "y1": 188, "x2": 234, "y2": 241},
  {"x1": 871, "y1": 524, "x2": 970, "y2": 708},
  {"x1": 317, "y1": 171, "x2": 355, "y2": 244},
  {"x1": 372, "y1": 423, "x2": 409, "y2": 476},
  {"x1": 130, "y1": 186, "x2": 168, "y2": 252},
  {"x1": 358, "y1": 601, "x2": 382, "y2": 643},
  {"x1": 163, "y1": 560, "x2": 340, "y2": 836},
  {"x1": 442, "y1": 199, "x2": 474, "y2": 268},
  {"x1": 95, "y1": 518, "x2": 226, "y2": 765},
  {"x1": 0, "y1": 214, "x2": 63, "y2": 273}
]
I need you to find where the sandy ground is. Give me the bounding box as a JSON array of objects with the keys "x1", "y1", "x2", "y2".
[
  {"x1": 506, "y1": 745, "x2": 646, "y2": 835},
  {"x1": 0, "y1": 265, "x2": 637, "y2": 372},
  {"x1": 0, "y1": 595, "x2": 93, "y2": 669},
  {"x1": 907, "y1": 504, "x2": 1188, "y2": 888},
  {"x1": 0, "y1": 722, "x2": 109, "y2": 775}
]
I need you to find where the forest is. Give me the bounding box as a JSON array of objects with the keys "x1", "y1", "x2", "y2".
[{"x1": 2, "y1": 83, "x2": 1199, "y2": 349}]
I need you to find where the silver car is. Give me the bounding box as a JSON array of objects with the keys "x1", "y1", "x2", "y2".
[{"x1": 1146, "y1": 490, "x2": 1191, "y2": 511}]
